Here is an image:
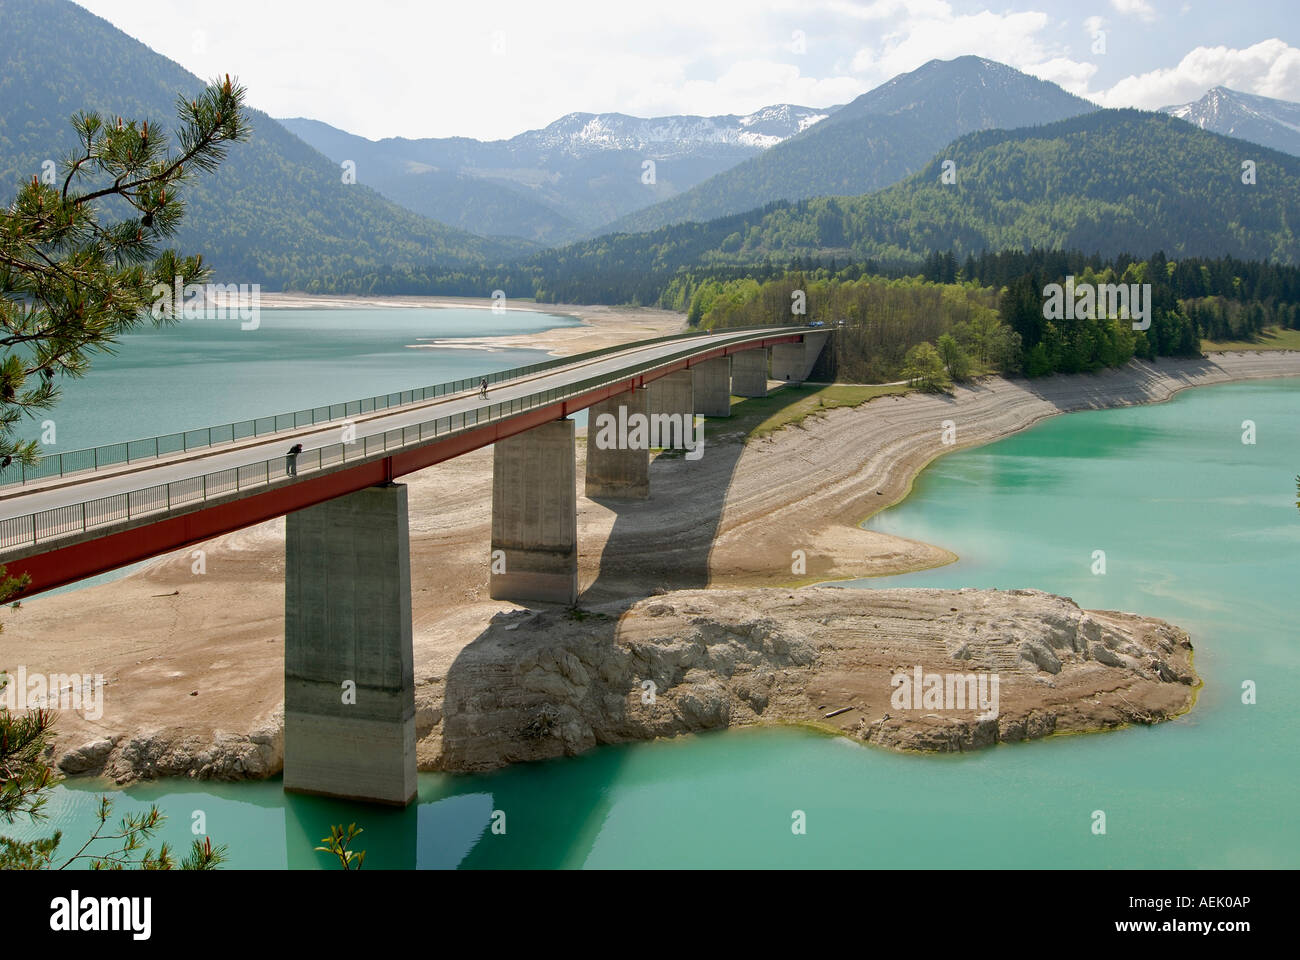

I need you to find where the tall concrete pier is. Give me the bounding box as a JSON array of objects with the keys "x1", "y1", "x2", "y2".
[
  {"x1": 284, "y1": 482, "x2": 417, "y2": 806},
  {"x1": 490, "y1": 418, "x2": 578, "y2": 603},
  {"x1": 731, "y1": 348, "x2": 769, "y2": 397},
  {"x1": 646, "y1": 369, "x2": 695, "y2": 448},
  {"x1": 692, "y1": 356, "x2": 731, "y2": 417},
  {"x1": 585, "y1": 388, "x2": 650, "y2": 499}
]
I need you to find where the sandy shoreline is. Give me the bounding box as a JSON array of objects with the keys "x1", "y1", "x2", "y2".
[
  {"x1": 260, "y1": 292, "x2": 687, "y2": 357},
  {"x1": 3, "y1": 318, "x2": 1298, "y2": 779}
]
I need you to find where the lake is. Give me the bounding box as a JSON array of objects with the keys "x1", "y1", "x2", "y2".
[{"x1": 17, "y1": 306, "x2": 581, "y2": 450}]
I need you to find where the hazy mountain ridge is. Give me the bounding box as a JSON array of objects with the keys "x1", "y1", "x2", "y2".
[
  {"x1": 512, "y1": 103, "x2": 835, "y2": 155},
  {"x1": 279, "y1": 103, "x2": 836, "y2": 242}
]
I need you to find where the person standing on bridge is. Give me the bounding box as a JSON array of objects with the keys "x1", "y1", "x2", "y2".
[
  {"x1": 286, "y1": 442, "x2": 304, "y2": 477},
  {"x1": 479, "y1": 377, "x2": 489, "y2": 399}
]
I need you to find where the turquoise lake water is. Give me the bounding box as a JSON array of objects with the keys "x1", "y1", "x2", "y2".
[
  {"x1": 5, "y1": 344, "x2": 1298, "y2": 867},
  {"x1": 17, "y1": 306, "x2": 580, "y2": 450}
]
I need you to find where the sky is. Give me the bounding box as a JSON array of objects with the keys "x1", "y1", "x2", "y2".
[{"x1": 73, "y1": 0, "x2": 1300, "y2": 141}]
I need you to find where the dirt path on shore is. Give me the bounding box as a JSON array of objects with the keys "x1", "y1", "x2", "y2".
[{"x1": 3, "y1": 333, "x2": 1298, "y2": 776}]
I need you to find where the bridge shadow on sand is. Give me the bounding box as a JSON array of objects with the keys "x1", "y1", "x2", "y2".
[{"x1": 430, "y1": 386, "x2": 812, "y2": 868}]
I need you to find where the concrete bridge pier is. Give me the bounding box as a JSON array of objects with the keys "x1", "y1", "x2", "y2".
[
  {"x1": 490, "y1": 418, "x2": 578, "y2": 604},
  {"x1": 646, "y1": 369, "x2": 695, "y2": 448},
  {"x1": 284, "y1": 481, "x2": 417, "y2": 806},
  {"x1": 692, "y1": 356, "x2": 731, "y2": 417},
  {"x1": 732, "y1": 347, "x2": 769, "y2": 397},
  {"x1": 585, "y1": 388, "x2": 650, "y2": 499}
]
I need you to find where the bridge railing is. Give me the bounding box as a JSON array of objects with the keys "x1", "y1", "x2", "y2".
[
  {"x1": 0, "y1": 326, "x2": 801, "y2": 552},
  {"x1": 0, "y1": 324, "x2": 783, "y2": 490}
]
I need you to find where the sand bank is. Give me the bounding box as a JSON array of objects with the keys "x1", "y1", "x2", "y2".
[{"x1": 259, "y1": 293, "x2": 686, "y2": 357}]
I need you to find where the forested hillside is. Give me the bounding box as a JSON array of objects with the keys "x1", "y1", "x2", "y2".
[
  {"x1": 754, "y1": 110, "x2": 1300, "y2": 265},
  {"x1": 684, "y1": 249, "x2": 1300, "y2": 383},
  {"x1": 0, "y1": 0, "x2": 531, "y2": 288},
  {"x1": 445, "y1": 108, "x2": 1300, "y2": 304}
]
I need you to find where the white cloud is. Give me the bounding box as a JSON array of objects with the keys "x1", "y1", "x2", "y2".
[
  {"x1": 869, "y1": 10, "x2": 1055, "y2": 78},
  {"x1": 69, "y1": 0, "x2": 1297, "y2": 143},
  {"x1": 623, "y1": 60, "x2": 864, "y2": 120},
  {"x1": 851, "y1": 47, "x2": 876, "y2": 73},
  {"x1": 1110, "y1": 0, "x2": 1157, "y2": 20},
  {"x1": 1026, "y1": 58, "x2": 1101, "y2": 98},
  {"x1": 76, "y1": 0, "x2": 1080, "y2": 139},
  {"x1": 76, "y1": 0, "x2": 847, "y2": 138},
  {"x1": 1092, "y1": 39, "x2": 1300, "y2": 108}
]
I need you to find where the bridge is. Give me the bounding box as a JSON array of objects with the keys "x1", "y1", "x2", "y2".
[{"x1": 0, "y1": 323, "x2": 829, "y2": 805}]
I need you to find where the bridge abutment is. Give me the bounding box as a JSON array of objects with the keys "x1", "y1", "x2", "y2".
[
  {"x1": 732, "y1": 347, "x2": 769, "y2": 397},
  {"x1": 585, "y1": 388, "x2": 650, "y2": 499},
  {"x1": 772, "y1": 331, "x2": 831, "y2": 383},
  {"x1": 284, "y1": 482, "x2": 417, "y2": 806},
  {"x1": 692, "y1": 356, "x2": 731, "y2": 417},
  {"x1": 490, "y1": 418, "x2": 578, "y2": 604},
  {"x1": 771, "y1": 343, "x2": 805, "y2": 383}
]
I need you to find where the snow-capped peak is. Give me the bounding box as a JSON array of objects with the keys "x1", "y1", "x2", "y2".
[
  {"x1": 1161, "y1": 86, "x2": 1300, "y2": 154},
  {"x1": 516, "y1": 104, "x2": 836, "y2": 156}
]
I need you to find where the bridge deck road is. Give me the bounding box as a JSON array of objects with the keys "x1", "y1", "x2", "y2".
[{"x1": 0, "y1": 327, "x2": 803, "y2": 522}]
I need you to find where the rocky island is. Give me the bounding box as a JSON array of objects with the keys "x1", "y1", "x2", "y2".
[
  {"x1": 51, "y1": 584, "x2": 1198, "y2": 782},
  {"x1": 428, "y1": 586, "x2": 1199, "y2": 771}
]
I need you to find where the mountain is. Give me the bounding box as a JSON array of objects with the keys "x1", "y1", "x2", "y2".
[
  {"x1": 278, "y1": 104, "x2": 835, "y2": 244},
  {"x1": 806, "y1": 109, "x2": 1300, "y2": 264},
  {"x1": 601, "y1": 56, "x2": 1097, "y2": 235},
  {"x1": 0, "y1": 0, "x2": 530, "y2": 289},
  {"x1": 1161, "y1": 86, "x2": 1300, "y2": 156},
  {"x1": 508, "y1": 105, "x2": 834, "y2": 154},
  {"x1": 523, "y1": 109, "x2": 1300, "y2": 302},
  {"x1": 279, "y1": 118, "x2": 584, "y2": 246}
]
